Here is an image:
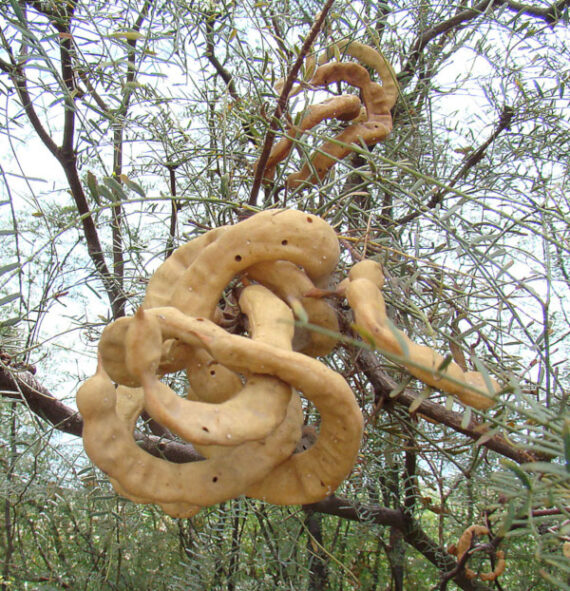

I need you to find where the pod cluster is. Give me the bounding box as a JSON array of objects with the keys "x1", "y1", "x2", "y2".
[
  {"x1": 77, "y1": 210, "x2": 499, "y2": 517},
  {"x1": 257, "y1": 40, "x2": 399, "y2": 189},
  {"x1": 78, "y1": 210, "x2": 362, "y2": 517}
]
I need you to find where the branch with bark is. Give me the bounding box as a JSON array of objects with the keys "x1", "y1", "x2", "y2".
[
  {"x1": 395, "y1": 106, "x2": 515, "y2": 226},
  {"x1": 0, "y1": 2, "x2": 127, "y2": 319},
  {"x1": 0, "y1": 361, "x2": 202, "y2": 463},
  {"x1": 307, "y1": 496, "x2": 493, "y2": 591}
]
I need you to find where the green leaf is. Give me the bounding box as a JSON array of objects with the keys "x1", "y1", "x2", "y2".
[
  {"x1": 501, "y1": 459, "x2": 532, "y2": 490},
  {"x1": 0, "y1": 316, "x2": 21, "y2": 328},
  {"x1": 437, "y1": 354, "x2": 453, "y2": 372},
  {"x1": 472, "y1": 356, "x2": 496, "y2": 394},
  {"x1": 86, "y1": 171, "x2": 100, "y2": 205},
  {"x1": 523, "y1": 462, "x2": 568, "y2": 477},
  {"x1": 119, "y1": 174, "x2": 146, "y2": 197},
  {"x1": 497, "y1": 499, "x2": 518, "y2": 537},
  {"x1": 110, "y1": 30, "x2": 144, "y2": 41},
  {"x1": 290, "y1": 298, "x2": 308, "y2": 323},
  {"x1": 9, "y1": 0, "x2": 25, "y2": 21},
  {"x1": 96, "y1": 184, "x2": 117, "y2": 203},
  {"x1": 0, "y1": 262, "x2": 19, "y2": 276},
  {"x1": 351, "y1": 322, "x2": 377, "y2": 348},
  {"x1": 0, "y1": 293, "x2": 19, "y2": 307},
  {"x1": 103, "y1": 176, "x2": 128, "y2": 201}
]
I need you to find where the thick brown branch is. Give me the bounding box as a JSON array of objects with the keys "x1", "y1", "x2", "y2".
[
  {"x1": 0, "y1": 45, "x2": 125, "y2": 318},
  {"x1": 0, "y1": 363, "x2": 82, "y2": 436},
  {"x1": 308, "y1": 495, "x2": 491, "y2": 591},
  {"x1": 205, "y1": 17, "x2": 239, "y2": 102},
  {"x1": 60, "y1": 160, "x2": 126, "y2": 319},
  {"x1": 0, "y1": 362, "x2": 202, "y2": 463},
  {"x1": 4, "y1": 65, "x2": 60, "y2": 158},
  {"x1": 356, "y1": 349, "x2": 536, "y2": 464},
  {"x1": 399, "y1": 0, "x2": 569, "y2": 88},
  {"x1": 505, "y1": 0, "x2": 570, "y2": 24},
  {"x1": 203, "y1": 12, "x2": 256, "y2": 148}
]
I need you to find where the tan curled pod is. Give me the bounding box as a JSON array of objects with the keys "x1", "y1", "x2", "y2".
[
  {"x1": 341, "y1": 260, "x2": 500, "y2": 410},
  {"x1": 110, "y1": 385, "x2": 202, "y2": 518},
  {"x1": 453, "y1": 525, "x2": 506, "y2": 582},
  {"x1": 287, "y1": 62, "x2": 394, "y2": 189},
  {"x1": 479, "y1": 550, "x2": 506, "y2": 582},
  {"x1": 193, "y1": 284, "x2": 305, "y2": 461},
  {"x1": 185, "y1": 346, "x2": 243, "y2": 404},
  {"x1": 123, "y1": 307, "x2": 293, "y2": 447},
  {"x1": 246, "y1": 260, "x2": 339, "y2": 357},
  {"x1": 143, "y1": 225, "x2": 226, "y2": 310},
  {"x1": 148, "y1": 307, "x2": 363, "y2": 505},
  {"x1": 76, "y1": 362, "x2": 301, "y2": 509},
  {"x1": 263, "y1": 42, "x2": 398, "y2": 188},
  {"x1": 259, "y1": 94, "x2": 362, "y2": 183},
  {"x1": 169, "y1": 209, "x2": 340, "y2": 320},
  {"x1": 319, "y1": 40, "x2": 399, "y2": 110},
  {"x1": 140, "y1": 228, "x2": 228, "y2": 383},
  {"x1": 101, "y1": 209, "x2": 341, "y2": 385},
  {"x1": 455, "y1": 525, "x2": 490, "y2": 560}
]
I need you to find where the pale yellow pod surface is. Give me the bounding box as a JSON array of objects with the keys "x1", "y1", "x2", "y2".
[
  {"x1": 260, "y1": 94, "x2": 362, "y2": 182},
  {"x1": 344, "y1": 260, "x2": 499, "y2": 410},
  {"x1": 347, "y1": 258, "x2": 385, "y2": 287},
  {"x1": 143, "y1": 226, "x2": 226, "y2": 310},
  {"x1": 324, "y1": 40, "x2": 399, "y2": 109},
  {"x1": 185, "y1": 346, "x2": 242, "y2": 404},
  {"x1": 239, "y1": 283, "x2": 295, "y2": 350},
  {"x1": 194, "y1": 284, "x2": 303, "y2": 461},
  {"x1": 123, "y1": 307, "x2": 292, "y2": 447},
  {"x1": 193, "y1": 384, "x2": 304, "y2": 462},
  {"x1": 286, "y1": 63, "x2": 393, "y2": 188},
  {"x1": 99, "y1": 317, "x2": 139, "y2": 386},
  {"x1": 149, "y1": 308, "x2": 363, "y2": 505},
  {"x1": 170, "y1": 209, "x2": 340, "y2": 319},
  {"x1": 115, "y1": 385, "x2": 144, "y2": 427},
  {"x1": 86, "y1": 379, "x2": 204, "y2": 517},
  {"x1": 77, "y1": 363, "x2": 300, "y2": 507},
  {"x1": 455, "y1": 525, "x2": 490, "y2": 561},
  {"x1": 246, "y1": 260, "x2": 339, "y2": 356}
]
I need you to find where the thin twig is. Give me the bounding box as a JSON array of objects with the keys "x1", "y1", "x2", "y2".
[
  {"x1": 248, "y1": 0, "x2": 335, "y2": 207},
  {"x1": 395, "y1": 105, "x2": 514, "y2": 226}
]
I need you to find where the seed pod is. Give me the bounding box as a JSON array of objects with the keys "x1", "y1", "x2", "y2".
[
  {"x1": 122, "y1": 292, "x2": 294, "y2": 447},
  {"x1": 341, "y1": 260, "x2": 499, "y2": 410},
  {"x1": 77, "y1": 361, "x2": 300, "y2": 511},
  {"x1": 147, "y1": 308, "x2": 363, "y2": 505}
]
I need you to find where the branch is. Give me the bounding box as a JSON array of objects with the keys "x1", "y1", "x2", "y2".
[
  {"x1": 356, "y1": 348, "x2": 537, "y2": 464},
  {"x1": 0, "y1": 361, "x2": 202, "y2": 463},
  {"x1": 203, "y1": 12, "x2": 256, "y2": 147},
  {"x1": 248, "y1": 0, "x2": 336, "y2": 207},
  {"x1": 205, "y1": 15, "x2": 239, "y2": 102},
  {"x1": 395, "y1": 105, "x2": 514, "y2": 226},
  {"x1": 0, "y1": 361, "x2": 82, "y2": 437},
  {"x1": 2, "y1": 64, "x2": 60, "y2": 158},
  {"x1": 505, "y1": 0, "x2": 570, "y2": 25},
  {"x1": 398, "y1": 0, "x2": 569, "y2": 87},
  {"x1": 0, "y1": 27, "x2": 126, "y2": 318},
  {"x1": 308, "y1": 495, "x2": 492, "y2": 591}
]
